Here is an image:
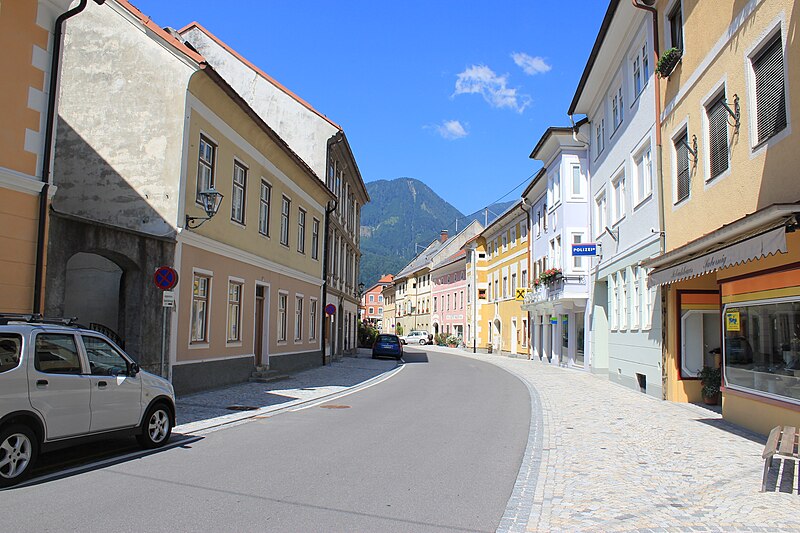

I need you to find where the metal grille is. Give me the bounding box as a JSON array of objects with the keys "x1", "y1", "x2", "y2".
[
  {"x1": 754, "y1": 35, "x2": 787, "y2": 144},
  {"x1": 708, "y1": 95, "x2": 729, "y2": 179},
  {"x1": 675, "y1": 133, "x2": 690, "y2": 201}
]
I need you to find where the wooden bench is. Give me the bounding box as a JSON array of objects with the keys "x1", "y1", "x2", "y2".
[{"x1": 762, "y1": 425, "x2": 800, "y2": 491}]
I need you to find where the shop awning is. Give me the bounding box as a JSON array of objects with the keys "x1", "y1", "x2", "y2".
[{"x1": 647, "y1": 217, "x2": 793, "y2": 288}]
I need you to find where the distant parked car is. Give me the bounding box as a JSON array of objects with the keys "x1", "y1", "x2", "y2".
[
  {"x1": 0, "y1": 314, "x2": 176, "y2": 487},
  {"x1": 372, "y1": 334, "x2": 403, "y2": 360},
  {"x1": 399, "y1": 330, "x2": 431, "y2": 345}
]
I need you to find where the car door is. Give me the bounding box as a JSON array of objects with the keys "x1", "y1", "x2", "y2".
[
  {"x1": 28, "y1": 331, "x2": 91, "y2": 439},
  {"x1": 80, "y1": 335, "x2": 143, "y2": 432}
]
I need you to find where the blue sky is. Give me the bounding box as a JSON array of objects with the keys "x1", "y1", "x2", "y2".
[{"x1": 130, "y1": 0, "x2": 608, "y2": 215}]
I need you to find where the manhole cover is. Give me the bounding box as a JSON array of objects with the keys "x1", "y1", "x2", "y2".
[
  {"x1": 319, "y1": 404, "x2": 350, "y2": 409},
  {"x1": 226, "y1": 405, "x2": 259, "y2": 411}
]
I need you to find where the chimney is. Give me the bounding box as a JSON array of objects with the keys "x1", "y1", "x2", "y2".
[{"x1": 440, "y1": 229, "x2": 449, "y2": 243}]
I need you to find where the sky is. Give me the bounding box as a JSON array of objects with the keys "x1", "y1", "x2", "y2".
[{"x1": 129, "y1": 0, "x2": 609, "y2": 215}]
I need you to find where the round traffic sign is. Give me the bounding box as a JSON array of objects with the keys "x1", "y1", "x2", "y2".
[
  {"x1": 153, "y1": 266, "x2": 179, "y2": 291},
  {"x1": 325, "y1": 303, "x2": 336, "y2": 316}
]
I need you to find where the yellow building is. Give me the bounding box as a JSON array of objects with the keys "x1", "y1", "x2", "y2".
[
  {"x1": 381, "y1": 282, "x2": 396, "y2": 334},
  {"x1": 478, "y1": 201, "x2": 530, "y2": 357},
  {"x1": 645, "y1": 0, "x2": 800, "y2": 434},
  {"x1": 0, "y1": 0, "x2": 74, "y2": 313}
]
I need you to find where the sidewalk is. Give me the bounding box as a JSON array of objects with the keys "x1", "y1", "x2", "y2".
[
  {"x1": 174, "y1": 349, "x2": 398, "y2": 434},
  {"x1": 427, "y1": 345, "x2": 800, "y2": 533}
]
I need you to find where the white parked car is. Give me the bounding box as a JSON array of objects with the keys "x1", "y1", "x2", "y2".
[
  {"x1": 0, "y1": 315, "x2": 176, "y2": 487},
  {"x1": 399, "y1": 330, "x2": 431, "y2": 345}
]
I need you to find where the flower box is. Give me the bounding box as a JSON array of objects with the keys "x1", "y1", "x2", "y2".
[{"x1": 657, "y1": 47, "x2": 682, "y2": 78}]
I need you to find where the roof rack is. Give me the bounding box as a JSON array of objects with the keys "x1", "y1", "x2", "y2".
[{"x1": 0, "y1": 313, "x2": 83, "y2": 327}]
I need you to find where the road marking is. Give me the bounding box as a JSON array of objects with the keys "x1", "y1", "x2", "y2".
[{"x1": 291, "y1": 364, "x2": 406, "y2": 412}]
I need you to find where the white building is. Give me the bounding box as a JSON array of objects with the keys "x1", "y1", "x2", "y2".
[
  {"x1": 522, "y1": 124, "x2": 591, "y2": 368},
  {"x1": 568, "y1": 1, "x2": 663, "y2": 397}
]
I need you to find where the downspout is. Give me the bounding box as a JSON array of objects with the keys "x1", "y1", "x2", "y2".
[
  {"x1": 33, "y1": 0, "x2": 103, "y2": 313},
  {"x1": 520, "y1": 199, "x2": 532, "y2": 358},
  {"x1": 320, "y1": 199, "x2": 338, "y2": 365}
]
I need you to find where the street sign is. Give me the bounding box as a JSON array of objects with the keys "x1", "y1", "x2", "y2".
[
  {"x1": 162, "y1": 291, "x2": 175, "y2": 308},
  {"x1": 153, "y1": 266, "x2": 179, "y2": 291},
  {"x1": 515, "y1": 288, "x2": 529, "y2": 301},
  {"x1": 572, "y1": 243, "x2": 598, "y2": 256},
  {"x1": 325, "y1": 303, "x2": 336, "y2": 316}
]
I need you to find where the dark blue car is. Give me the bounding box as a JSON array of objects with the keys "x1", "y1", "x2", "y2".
[{"x1": 372, "y1": 334, "x2": 403, "y2": 360}]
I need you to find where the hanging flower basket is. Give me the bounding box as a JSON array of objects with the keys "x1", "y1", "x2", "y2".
[{"x1": 657, "y1": 47, "x2": 682, "y2": 78}]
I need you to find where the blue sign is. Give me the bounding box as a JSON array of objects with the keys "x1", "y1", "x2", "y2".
[
  {"x1": 325, "y1": 303, "x2": 337, "y2": 316},
  {"x1": 571, "y1": 243, "x2": 598, "y2": 256}
]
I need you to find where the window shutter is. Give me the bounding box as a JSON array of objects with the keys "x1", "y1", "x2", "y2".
[
  {"x1": 754, "y1": 35, "x2": 787, "y2": 143},
  {"x1": 708, "y1": 96, "x2": 729, "y2": 179},
  {"x1": 675, "y1": 133, "x2": 690, "y2": 201}
]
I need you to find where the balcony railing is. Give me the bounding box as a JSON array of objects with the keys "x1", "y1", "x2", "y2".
[{"x1": 523, "y1": 275, "x2": 585, "y2": 306}]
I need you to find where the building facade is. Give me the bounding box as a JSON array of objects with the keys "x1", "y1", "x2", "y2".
[
  {"x1": 569, "y1": 1, "x2": 664, "y2": 397},
  {"x1": 359, "y1": 274, "x2": 392, "y2": 328},
  {"x1": 380, "y1": 282, "x2": 397, "y2": 334},
  {"x1": 430, "y1": 251, "x2": 468, "y2": 341}
]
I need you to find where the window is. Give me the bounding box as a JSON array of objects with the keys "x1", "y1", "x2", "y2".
[
  {"x1": 612, "y1": 89, "x2": 621, "y2": 130},
  {"x1": 674, "y1": 130, "x2": 690, "y2": 202},
  {"x1": 521, "y1": 269, "x2": 528, "y2": 287},
  {"x1": 294, "y1": 297, "x2": 303, "y2": 341},
  {"x1": 511, "y1": 273, "x2": 517, "y2": 294},
  {"x1": 536, "y1": 210, "x2": 541, "y2": 236},
  {"x1": 278, "y1": 293, "x2": 288, "y2": 342},
  {"x1": 555, "y1": 235, "x2": 561, "y2": 269},
  {"x1": 259, "y1": 181, "x2": 271, "y2": 236},
  {"x1": 511, "y1": 227, "x2": 517, "y2": 245},
  {"x1": 643, "y1": 272, "x2": 654, "y2": 329},
  {"x1": 191, "y1": 274, "x2": 210, "y2": 343},
  {"x1": 634, "y1": 146, "x2": 653, "y2": 204},
  {"x1": 572, "y1": 233, "x2": 584, "y2": 272},
  {"x1": 309, "y1": 300, "x2": 317, "y2": 340},
  {"x1": 227, "y1": 281, "x2": 242, "y2": 342},
  {"x1": 502, "y1": 234, "x2": 508, "y2": 251},
  {"x1": 231, "y1": 161, "x2": 246, "y2": 224},
  {"x1": 619, "y1": 271, "x2": 628, "y2": 330},
  {"x1": 35, "y1": 334, "x2": 81, "y2": 374},
  {"x1": 311, "y1": 218, "x2": 320, "y2": 260},
  {"x1": 0, "y1": 334, "x2": 22, "y2": 373},
  {"x1": 433, "y1": 297, "x2": 437, "y2": 312},
  {"x1": 297, "y1": 208, "x2": 306, "y2": 253},
  {"x1": 609, "y1": 276, "x2": 617, "y2": 330},
  {"x1": 752, "y1": 34, "x2": 787, "y2": 145},
  {"x1": 460, "y1": 291, "x2": 464, "y2": 309},
  {"x1": 280, "y1": 196, "x2": 290, "y2": 246},
  {"x1": 707, "y1": 93, "x2": 730, "y2": 179},
  {"x1": 553, "y1": 170, "x2": 561, "y2": 204},
  {"x1": 633, "y1": 55, "x2": 642, "y2": 96},
  {"x1": 632, "y1": 268, "x2": 641, "y2": 329},
  {"x1": 570, "y1": 165, "x2": 583, "y2": 198},
  {"x1": 643, "y1": 42, "x2": 650, "y2": 81},
  {"x1": 197, "y1": 136, "x2": 216, "y2": 205},
  {"x1": 494, "y1": 279, "x2": 499, "y2": 301},
  {"x1": 369, "y1": 294, "x2": 374, "y2": 303},
  {"x1": 612, "y1": 173, "x2": 626, "y2": 222},
  {"x1": 82, "y1": 336, "x2": 128, "y2": 376},
  {"x1": 668, "y1": 2, "x2": 683, "y2": 51}
]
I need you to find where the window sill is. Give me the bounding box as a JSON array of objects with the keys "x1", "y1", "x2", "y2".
[
  {"x1": 226, "y1": 341, "x2": 242, "y2": 347},
  {"x1": 189, "y1": 342, "x2": 209, "y2": 350},
  {"x1": 633, "y1": 193, "x2": 652, "y2": 211},
  {"x1": 230, "y1": 219, "x2": 246, "y2": 229}
]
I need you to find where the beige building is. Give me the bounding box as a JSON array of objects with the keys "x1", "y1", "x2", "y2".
[
  {"x1": 381, "y1": 282, "x2": 397, "y2": 334},
  {"x1": 644, "y1": 0, "x2": 800, "y2": 435}
]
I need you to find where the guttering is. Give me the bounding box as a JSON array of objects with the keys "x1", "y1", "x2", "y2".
[
  {"x1": 320, "y1": 199, "x2": 338, "y2": 365},
  {"x1": 33, "y1": 0, "x2": 104, "y2": 313}
]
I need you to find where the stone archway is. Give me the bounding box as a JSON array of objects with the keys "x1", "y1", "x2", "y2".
[{"x1": 64, "y1": 252, "x2": 123, "y2": 336}]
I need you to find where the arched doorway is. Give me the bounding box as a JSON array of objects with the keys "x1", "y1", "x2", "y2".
[
  {"x1": 64, "y1": 252, "x2": 123, "y2": 337},
  {"x1": 494, "y1": 318, "x2": 502, "y2": 353}
]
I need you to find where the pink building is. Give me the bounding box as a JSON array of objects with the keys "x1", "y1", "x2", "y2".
[
  {"x1": 430, "y1": 251, "x2": 467, "y2": 340},
  {"x1": 359, "y1": 274, "x2": 393, "y2": 328}
]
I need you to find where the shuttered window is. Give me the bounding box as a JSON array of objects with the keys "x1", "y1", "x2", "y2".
[
  {"x1": 753, "y1": 35, "x2": 787, "y2": 144},
  {"x1": 707, "y1": 94, "x2": 729, "y2": 179},
  {"x1": 675, "y1": 131, "x2": 690, "y2": 202}
]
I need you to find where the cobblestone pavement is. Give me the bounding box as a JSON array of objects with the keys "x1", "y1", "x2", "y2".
[
  {"x1": 174, "y1": 350, "x2": 397, "y2": 432},
  {"x1": 430, "y1": 346, "x2": 800, "y2": 533}
]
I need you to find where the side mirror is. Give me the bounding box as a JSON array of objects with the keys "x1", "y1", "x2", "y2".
[{"x1": 129, "y1": 363, "x2": 140, "y2": 376}]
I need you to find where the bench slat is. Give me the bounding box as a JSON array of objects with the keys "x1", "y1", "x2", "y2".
[
  {"x1": 778, "y1": 426, "x2": 797, "y2": 457},
  {"x1": 763, "y1": 426, "x2": 782, "y2": 458}
]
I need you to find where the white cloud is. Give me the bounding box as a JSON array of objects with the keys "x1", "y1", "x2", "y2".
[
  {"x1": 453, "y1": 65, "x2": 531, "y2": 113},
  {"x1": 511, "y1": 52, "x2": 552, "y2": 75},
  {"x1": 434, "y1": 120, "x2": 468, "y2": 140}
]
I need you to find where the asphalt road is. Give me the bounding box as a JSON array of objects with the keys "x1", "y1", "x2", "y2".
[{"x1": 1, "y1": 349, "x2": 531, "y2": 532}]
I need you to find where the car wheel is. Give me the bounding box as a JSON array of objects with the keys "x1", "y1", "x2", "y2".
[
  {"x1": 0, "y1": 424, "x2": 38, "y2": 488},
  {"x1": 419, "y1": 339, "x2": 426, "y2": 345},
  {"x1": 137, "y1": 403, "x2": 172, "y2": 449}
]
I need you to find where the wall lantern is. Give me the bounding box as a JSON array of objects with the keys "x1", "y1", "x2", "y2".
[{"x1": 186, "y1": 187, "x2": 224, "y2": 229}]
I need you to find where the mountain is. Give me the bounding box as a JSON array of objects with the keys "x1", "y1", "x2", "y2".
[{"x1": 358, "y1": 177, "x2": 516, "y2": 287}]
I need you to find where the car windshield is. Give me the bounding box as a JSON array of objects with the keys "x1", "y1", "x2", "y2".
[{"x1": 376, "y1": 335, "x2": 399, "y2": 344}]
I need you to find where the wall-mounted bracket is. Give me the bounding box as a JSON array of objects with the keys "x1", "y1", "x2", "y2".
[{"x1": 721, "y1": 94, "x2": 740, "y2": 132}]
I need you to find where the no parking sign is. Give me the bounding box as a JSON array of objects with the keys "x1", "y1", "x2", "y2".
[{"x1": 153, "y1": 266, "x2": 179, "y2": 291}]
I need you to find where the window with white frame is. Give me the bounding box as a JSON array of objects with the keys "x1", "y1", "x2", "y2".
[
  {"x1": 572, "y1": 233, "x2": 585, "y2": 272},
  {"x1": 619, "y1": 271, "x2": 628, "y2": 330},
  {"x1": 502, "y1": 276, "x2": 508, "y2": 299},
  {"x1": 632, "y1": 267, "x2": 641, "y2": 329},
  {"x1": 311, "y1": 218, "x2": 320, "y2": 260},
  {"x1": 295, "y1": 297, "x2": 303, "y2": 341},
  {"x1": 595, "y1": 121, "x2": 604, "y2": 157},
  {"x1": 521, "y1": 269, "x2": 528, "y2": 287},
  {"x1": 511, "y1": 273, "x2": 517, "y2": 294},
  {"x1": 297, "y1": 207, "x2": 306, "y2": 253},
  {"x1": 548, "y1": 239, "x2": 555, "y2": 268},
  {"x1": 609, "y1": 275, "x2": 617, "y2": 330},
  {"x1": 612, "y1": 172, "x2": 626, "y2": 223},
  {"x1": 643, "y1": 270, "x2": 654, "y2": 329},
  {"x1": 668, "y1": 2, "x2": 684, "y2": 51},
  {"x1": 634, "y1": 145, "x2": 653, "y2": 205},
  {"x1": 502, "y1": 234, "x2": 508, "y2": 251},
  {"x1": 258, "y1": 180, "x2": 271, "y2": 236},
  {"x1": 553, "y1": 169, "x2": 561, "y2": 205},
  {"x1": 595, "y1": 190, "x2": 607, "y2": 237},
  {"x1": 633, "y1": 54, "x2": 642, "y2": 96},
  {"x1": 280, "y1": 196, "x2": 290, "y2": 246},
  {"x1": 231, "y1": 161, "x2": 246, "y2": 224},
  {"x1": 278, "y1": 293, "x2": 287, "y2": 342},
  {"x1": 309, "y1": 299, "x2": 317, "y2": 340},
  {"x1": 751, "y1": 32, "x2": 787, "y2": 145},
  {"x1": 611, "y1": 85, "x2": 624, "y2": 131},
  {"x1": 674, "y1": 129, "x2": 690, "y2": 203},
  {"x1": 227, "y1": 281, "x2": 242, "y2": 342},
  {"x1": 706, "y1": 91, "x2": 730, "y2": 180},
  {"x1": 197, "y1": 136, "x2": 215, "y2": 204},
  {"x1": 511, "y1": 227, "x2": 516, "y2": 245},
  {"x1": 191, "y1": 273, "x2": 211, "y2": 343},
  {"x1": 570, "y1": 165, "x2": 583, "y2": 199},
  {"x1": 536, "y1": 210, "x2": 541, "y2": 236},
  {"x1": 642, "y1": 42, "x2": 650, "y2": 81},
  {"x1": 555, "y1": 235, "x2": 561, "y2": 269}
]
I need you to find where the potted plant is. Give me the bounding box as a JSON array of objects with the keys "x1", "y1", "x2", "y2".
[
  {"x1": 657, "y1": 47, "x2": 682, "y2": 78},
  {"x1": 446, "y1": 334, "x2": 460, "y2": 348},
  {"x1": 539, "y1": 268, "x2": 563, "y2": 285},
  {"x1": 698, "y1": 365, "x2": 721, "y2": 405}
]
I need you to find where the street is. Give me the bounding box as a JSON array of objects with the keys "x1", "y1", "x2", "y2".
[{"x1": 0, "y1": 349, "x2": 530, "y2": 532}]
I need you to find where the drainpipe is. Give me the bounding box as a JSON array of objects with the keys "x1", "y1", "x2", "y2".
[
  {"x1": 33, "y1": 0, "x2": 105, "y2": 313},
  {"x1": 520, "y1": 199, "x2": 532, "y2": 358},
  {"x1": 320, "y1": 199, "x2": 338, "y2": 365}
]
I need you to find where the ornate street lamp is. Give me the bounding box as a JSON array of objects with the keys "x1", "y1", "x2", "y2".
[{"x1": 186, "y1": 187, "x2": 224, "y2": 229}]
